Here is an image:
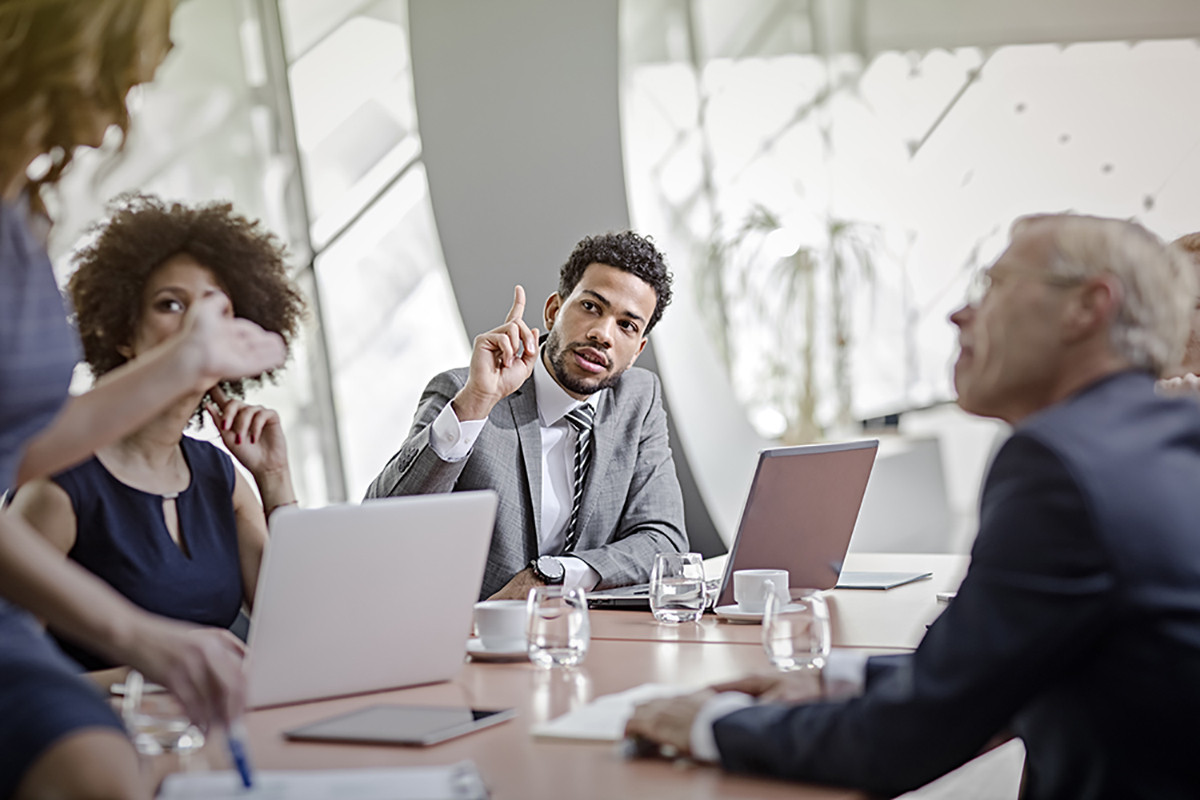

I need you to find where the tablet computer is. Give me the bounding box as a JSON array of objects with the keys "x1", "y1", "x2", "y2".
[{"x1": 284, "y1": 704, "x2": 516, "y2": 746}]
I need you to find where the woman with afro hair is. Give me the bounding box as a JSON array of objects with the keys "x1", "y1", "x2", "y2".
[{"x1": 12, "y1": 192, "x2": 306, "y2": 673}]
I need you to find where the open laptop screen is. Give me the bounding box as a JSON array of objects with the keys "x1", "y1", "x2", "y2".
[
  {"x1": 712, "y1": 439, "x2": 878, "y2": 607},
  {"x1": 245, "y1": 491, "x2": 497, "y2": 708}
]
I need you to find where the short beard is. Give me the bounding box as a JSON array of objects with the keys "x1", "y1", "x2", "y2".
[{"x1": 544, "y1": 326, "x2": 623, "y2": 395}]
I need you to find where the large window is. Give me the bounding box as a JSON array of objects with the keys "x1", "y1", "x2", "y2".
[
  {"x1": 280, "y1": 0, "x2": 470, "y2": 497},
  {"x1": 621, "y1": 0, "x2": 1200, "y2": 441}
]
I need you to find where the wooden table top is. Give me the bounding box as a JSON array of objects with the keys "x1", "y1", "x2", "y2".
[
  {"x1": 590, "y1": 552, "x2": 968, "y2": 650},
  {"x1": 162, "y1": 552, "x2": 980, "y2": 799},
  {"x1": 178, "y1": 639, "x2": 862, "y2": 799}
]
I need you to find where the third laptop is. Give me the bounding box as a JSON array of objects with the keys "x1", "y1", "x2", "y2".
[{"x1": 589, "y1": 439, "x2": 888, "y2": 610}]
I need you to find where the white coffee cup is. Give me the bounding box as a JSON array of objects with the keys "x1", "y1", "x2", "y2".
[
  {"x1": 474, "y1": 600, "x2": 528, "y2": 650},
  {"x1": 733, "y1": 569, "x2": 790, "y2": 614}
]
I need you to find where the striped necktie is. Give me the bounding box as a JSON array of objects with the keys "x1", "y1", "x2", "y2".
[{"x1": 562, "y1": 403, "x2": 596, "y2": 552}]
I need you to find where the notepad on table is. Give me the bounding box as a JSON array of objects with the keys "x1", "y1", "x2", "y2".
[{"x1": 530, "y1": 683, "x2": 690, "y2": 742}]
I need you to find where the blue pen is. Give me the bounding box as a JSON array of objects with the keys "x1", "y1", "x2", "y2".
[{"x1": 227, "y1": 720, "x2": 254, "y2": 789}]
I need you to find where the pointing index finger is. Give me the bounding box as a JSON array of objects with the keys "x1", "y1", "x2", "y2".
[{"x1": 504, "y1": 285, "x2": 526, "y2": 325}]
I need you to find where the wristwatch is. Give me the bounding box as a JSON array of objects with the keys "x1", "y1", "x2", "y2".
[{"x1": 529, "y1": 555, "x2": 565, "y2": 585}]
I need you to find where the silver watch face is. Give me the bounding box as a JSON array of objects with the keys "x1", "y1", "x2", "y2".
[{"x1": 537, "y1": 555, "x2": 565, "y2": 582}]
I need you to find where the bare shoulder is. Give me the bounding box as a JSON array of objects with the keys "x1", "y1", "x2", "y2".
[
  {"x1": 9, "y1": 478, "x2": 73, "y2": 518},
  {"x1": 9, "y1": 478, "x2": 77, "y2": 552}
]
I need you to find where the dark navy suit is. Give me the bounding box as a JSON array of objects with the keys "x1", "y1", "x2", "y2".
[{"x1": 713, "y1": 371, "x2": 1200, "y2": 799}]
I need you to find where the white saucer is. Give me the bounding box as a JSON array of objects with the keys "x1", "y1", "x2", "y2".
[
  {"x1": 714, "y1": 604, "x2": 805, "y2": 623},
  {"x1": 466, "y1": 638, "x2": 529, "y2": 662}
]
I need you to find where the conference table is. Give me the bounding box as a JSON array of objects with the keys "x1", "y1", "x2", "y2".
[
  {"x1": 593, "y1": 553, "x2": 969, "y2": 651},
  {"x1": 160, "y1": 553, "x2": 979, "y2": 799}
]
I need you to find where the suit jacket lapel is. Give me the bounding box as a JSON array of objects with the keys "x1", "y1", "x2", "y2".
[{"x1": 507, "y1": 377, "x2": 542, "y2": 556}]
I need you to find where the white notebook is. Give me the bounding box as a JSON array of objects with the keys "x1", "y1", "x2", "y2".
[{"x1": 530, "y1": 683, "x2": 690, "y2": 742}]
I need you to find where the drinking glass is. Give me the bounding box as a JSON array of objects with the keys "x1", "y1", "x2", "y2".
[
  {"x1": 120, "y1": 670, "x2": 205, "y2": 755},
  {"x1": 761, "y1": 589, "x2": 831, "y2": 671},
  {"x1": 526, "y1": 585, "x2": 590, "y2": 668},
  {"x1": 649, "y1": 552, "x2": 706, "y2": 623}
]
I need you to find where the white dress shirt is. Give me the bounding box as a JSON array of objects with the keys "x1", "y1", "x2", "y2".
[{"x1": 428, "y1": 353, "x2": 601, "y2": 590}]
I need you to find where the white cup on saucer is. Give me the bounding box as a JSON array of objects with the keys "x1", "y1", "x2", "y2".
[
  {"x1": 733, "y1": 569, "x2": 790, "y2": 614},
  {"x1": 474, "y1": 600, "x2": 528, "y2": 651}
]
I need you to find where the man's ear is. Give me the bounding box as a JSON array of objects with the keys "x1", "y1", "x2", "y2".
[
  {"x1": 116, "y1": 342, "x2": 134, "y2": 360},
  {"x1": 630, "y1": 336, "x2": 648, "y2": 365},
  {"x1": 1063, "y1": 275, "x2": 1121, "y2": 342},
  {"x1": 544, "y1": 292, "x2": 562, "y2": 331}
]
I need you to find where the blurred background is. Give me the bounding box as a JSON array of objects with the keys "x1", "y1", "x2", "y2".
[{"x1": 47, "y1": 0, "x2": 1200, "y2": 556}]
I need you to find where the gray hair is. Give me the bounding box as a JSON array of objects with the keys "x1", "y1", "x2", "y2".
[
  {"x1": 1171, "y1": 232, "x2": 1200, "y2": 270},
  {"x1": 1012, "y1": 214, "x2": 1195, "y2": 377}
]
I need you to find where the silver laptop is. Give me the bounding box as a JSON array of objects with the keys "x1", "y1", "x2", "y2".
[
  {"x1": 589, "y1": 440, "x2": 880, "y2": 609},
  {"x1": 711, "y1": 439, "x2": 878, "y2": 607},
  {"x1": 245, "y1": 491, "x2": 497, "y2": 709}
]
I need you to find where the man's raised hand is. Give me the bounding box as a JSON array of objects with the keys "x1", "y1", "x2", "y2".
[{"x1": 453, "y1": 286, "x2": 540, "y2": 421}]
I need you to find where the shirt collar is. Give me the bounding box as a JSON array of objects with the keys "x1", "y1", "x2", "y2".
[{"x1": 534, "y1": 348, "x2": 598, "y2": 427}]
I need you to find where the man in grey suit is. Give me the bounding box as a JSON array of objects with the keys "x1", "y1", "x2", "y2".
[{"x1": 366, "y1": 232, "x2": 687, "y2": 600}]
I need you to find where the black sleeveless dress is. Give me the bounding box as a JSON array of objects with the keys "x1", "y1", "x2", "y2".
[{"x1": 51, "y1": 436, "x2": 243, "y2": 670}]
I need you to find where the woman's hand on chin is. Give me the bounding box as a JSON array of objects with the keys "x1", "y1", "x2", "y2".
[{"x1": 205, "y1": 385, "x2": 289, "y2": 478}]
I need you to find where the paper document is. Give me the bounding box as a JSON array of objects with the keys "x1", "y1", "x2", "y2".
[
  {"x1": 531, "y1": 683, "x2": 690, "y2": 742},
  {"x1": 157, "y1": 761, "x2": 488, "y2": 800}
]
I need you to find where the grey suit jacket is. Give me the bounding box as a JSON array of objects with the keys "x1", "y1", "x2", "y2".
[{"x1": 365, "y1": 366, "x2": 688, "y2": 598}]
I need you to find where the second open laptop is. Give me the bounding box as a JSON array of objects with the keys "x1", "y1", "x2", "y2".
[
  {"x1": 588, "y1": 440, "x2": 880, "y2": 610},
  {"x1": 245, "y1": 490, "x2": 497, "y2": 709}
]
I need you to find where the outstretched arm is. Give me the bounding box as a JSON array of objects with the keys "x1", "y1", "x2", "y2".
[{"x1": 17, "y1": 293, "x2": 285, "y2": 485}]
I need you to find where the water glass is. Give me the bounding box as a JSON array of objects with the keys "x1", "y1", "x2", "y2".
[
  {"x1": 526, "y1": 585, "x2": 590, "y2": 668},
  {"x1": 120, "y1": 670, "x2": 205, "y2": 755},
  {"x1": 762, "y1": 589, "x2": 831, "y2": 671},
  {"x1": 649, "y1": 552, "x2": 706, "y2": 623}
]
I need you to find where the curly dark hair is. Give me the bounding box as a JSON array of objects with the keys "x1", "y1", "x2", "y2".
[
  {"x1": 67, "y1": 193, "x2": 306, "y2": 400},
  {"x1": 558, "y1": 231, "x2": 673, "y2": 333}
]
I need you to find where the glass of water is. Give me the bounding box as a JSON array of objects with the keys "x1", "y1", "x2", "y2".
[
  {"x1": 526, "y1": 585, "x2": 590, "y2": 668},
  {"x1": 762, "y1": 589, "x2": 830, "y2": 671},
  {"x1": 120, "y1": 670, "x2": 205, "y2": 755},
  {"x1": 649, "y1": 551, "x2": 707, "y2": 623}
]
